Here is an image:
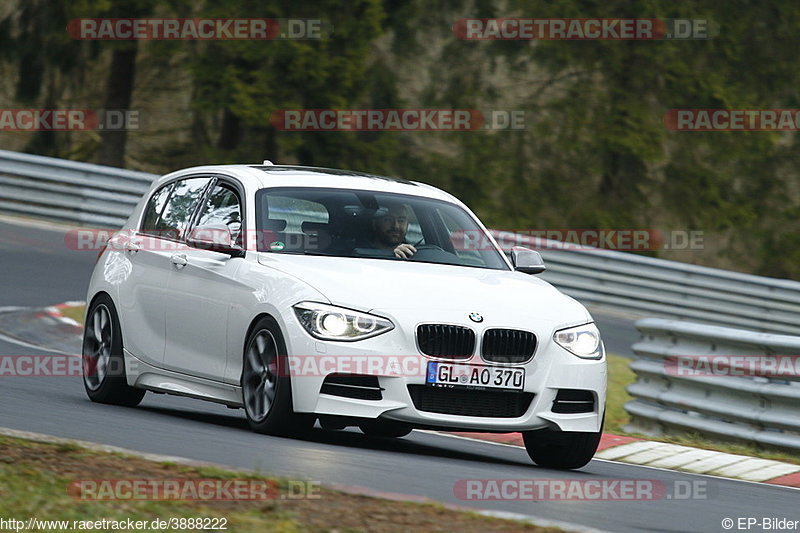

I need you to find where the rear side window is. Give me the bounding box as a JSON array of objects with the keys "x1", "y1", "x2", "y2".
[
  {"x1": 141, "y1": 184, "x2": 174, "y2": 234},
  {"x1": 154, "y1": 177, "x2": 210, "y2": 240}
]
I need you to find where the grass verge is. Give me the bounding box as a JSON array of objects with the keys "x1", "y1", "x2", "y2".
[
  {"x1": 59, "y1": 304, "x2": 85, "y2": 324},
  {"x1": 0, "y1": 434, "x2": 560, "y2": 533}
]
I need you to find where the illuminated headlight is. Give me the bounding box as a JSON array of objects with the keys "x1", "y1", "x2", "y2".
[
  {"x1": 553, "y1": 323, "x2": 604, "y2": 359},
  {"x1": 293, "y1": 302, "x2": 394, "y2": 341}
]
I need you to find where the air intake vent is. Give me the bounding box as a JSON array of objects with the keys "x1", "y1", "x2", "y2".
[
  {"x1": 320, "y1": 374, "x2": 382, "y2": 401},
  {"x1": 416, "y1": 324, "x2": 475, "y2": 359},
  {"x1": 552, "y1": 389, "x2": 595, "y2": 413},
  {"x1": 408, "y1": 385, "x2": 534, "y2": 418},
  {"x1": 481, "y1": 329, "x2": 537, "y2": 363}
]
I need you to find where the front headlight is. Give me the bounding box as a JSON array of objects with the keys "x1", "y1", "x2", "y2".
[
  {"x1": 293, "y1": 302, "x2": 394, "y2": 341},
  {"x1": 553, "y1": 322, "x2": 604, "y2": 359}
]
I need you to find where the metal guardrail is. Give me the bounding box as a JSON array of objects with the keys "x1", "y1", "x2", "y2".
[
  {"x1": 490, "y1": 232, "x2": 800, "y2": 336},
  {"x1": 0, "y1": 149, "x2": 154, "y2": 227},
  {"x1": 2, "y1": 148, "x2": 800, "y2": 334},
  {"x1": 625, "y1": 318, "x2": 800, "y2": 451}
]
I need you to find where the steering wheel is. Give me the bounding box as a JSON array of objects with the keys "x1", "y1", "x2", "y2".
[{"x1": 413, "y1": 243, "x2": 446, "y2": 252}]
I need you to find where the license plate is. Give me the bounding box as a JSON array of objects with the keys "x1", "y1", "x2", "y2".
[{"x1": 425, "y1": 362, "x2": 525, "y2": 391}]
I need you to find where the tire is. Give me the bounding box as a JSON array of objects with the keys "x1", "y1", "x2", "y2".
[
  {"x1": 359, "y1": 420, "x2": 412, "y2": 438},
  {"x1": 82, "y1": 294, "x2": 146, "y2": 407},
  {"x1": 241, "y1": 316, "x2": 315, "y2": 436},
  {"x1": 522, "y1": 415, "x2": 604, "y2": 470}
]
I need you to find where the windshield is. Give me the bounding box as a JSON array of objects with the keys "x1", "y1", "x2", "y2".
[{"x1": 255, "y1": 187, "x2": 509, "y2": 270}]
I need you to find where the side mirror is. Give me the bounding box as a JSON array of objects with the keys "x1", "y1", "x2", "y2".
[
  {"x1": 511, "y1": 246, "x2": 546, "y2": 274},
  {"x1": 187, "y1": 224, "x2": 245, "y2": 257}
]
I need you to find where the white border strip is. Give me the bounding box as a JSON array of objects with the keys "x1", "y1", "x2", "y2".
[
  {"x1": 423, "y1": 430, "x2": 800, "y2": 492},
  {"x1": 0, "y1": 330, "x2": 75, "y2": 355}
]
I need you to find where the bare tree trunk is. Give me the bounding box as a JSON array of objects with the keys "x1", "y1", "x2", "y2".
[
  {"x1": 97, "y1": 45, "x2": 138, "y2": 167},
  {"x1": 217, "y1": 107, "x2": 241, "y2": 150}
]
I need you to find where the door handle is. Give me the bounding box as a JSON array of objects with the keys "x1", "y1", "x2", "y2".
[{"x1": 170, "y1": 253, "x2": 188, "y2": 268}]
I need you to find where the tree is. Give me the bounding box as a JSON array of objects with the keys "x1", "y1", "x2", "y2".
[{"x1": 0, "y1": 0, "x2": 87, "y2": 156}]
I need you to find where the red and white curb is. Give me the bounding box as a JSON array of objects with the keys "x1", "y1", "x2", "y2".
[
  {"x1": 446, "y1": 431, "x2": 800, "y2": 488},
  {"x1": 41, "y1": 301, "x2": 85, "y2": 328}
]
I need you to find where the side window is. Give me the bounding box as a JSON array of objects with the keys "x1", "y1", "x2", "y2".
[
  {"x1": 141, "y1": 184, "x2": 174, "y2": 235},
  {"x1": 267, "y1": 195, "x2": 329, "y2": 232},
  {"x1": 195, "y1": 184, "x2": 243, "y2": 243},
  {"x1": 155, "y1": 177, "x2": 209, "y2": 241},
  {"x1": 436, "y1": 208, "x2": 484, "y2": 266},
  {"x1": 401, "y1": 206, "x2": 424, "y2": 245}
]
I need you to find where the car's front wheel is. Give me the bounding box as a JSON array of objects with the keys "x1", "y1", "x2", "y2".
[
  {"x1": 241, "y1": 316, "x2": 314, "y2": 436},
  {"x1": 522, "y1": 421, "x2": 603, "y2": 470},
  {"x1": 82, "y1": 295, "x2": 146, "y2": 407}
]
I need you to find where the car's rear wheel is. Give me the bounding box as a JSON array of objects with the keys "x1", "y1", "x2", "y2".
[
  {"x1": 242, "y1": 316, "x2": 314, "y2": 435},
  {"x1": 359, "y1": 420, "x2": 412, "y2": 438},
  {"x1": 522, "y1": 417, "x2": 603, "y2": 470},
  {"x1": 82, "y1": 295, "x2": 146, "y2": 407}
]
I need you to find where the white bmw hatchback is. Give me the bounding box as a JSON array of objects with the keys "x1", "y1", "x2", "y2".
[{"x1": 83, "y1": 163, "x2": 607, "y2": 469}]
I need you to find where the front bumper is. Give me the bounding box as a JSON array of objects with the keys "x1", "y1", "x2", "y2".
[{"x1": 284, "y1": 310, "x2": 607, "y2": 433}]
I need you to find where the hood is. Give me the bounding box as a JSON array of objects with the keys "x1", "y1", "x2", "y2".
[{"x1": 257, "y1": 253, "x2": 591, "y2": 328}]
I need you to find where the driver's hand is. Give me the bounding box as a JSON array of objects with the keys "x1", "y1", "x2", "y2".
[{"x1": 394, "y1": 243, "x2": 417, "y2": 259}]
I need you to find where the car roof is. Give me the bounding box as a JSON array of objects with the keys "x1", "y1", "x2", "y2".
[{"x1": 156, "y1": 164, "x2": 461, "y2": 204}]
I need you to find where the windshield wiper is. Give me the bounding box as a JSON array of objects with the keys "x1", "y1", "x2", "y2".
[{"x1": 262, "y1": 250, "x2": 336, "y2": 256}]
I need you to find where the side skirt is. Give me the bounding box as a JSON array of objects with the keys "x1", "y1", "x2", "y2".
[{"x1": 124, "y1": 350, "x2": 243, "y2": 408}]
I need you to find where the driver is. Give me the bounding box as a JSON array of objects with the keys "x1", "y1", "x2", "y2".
[{"x1": 371, "y1": 202, "x2": 417, "y2": 259}]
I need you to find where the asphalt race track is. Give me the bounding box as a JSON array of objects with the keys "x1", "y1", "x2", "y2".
[{"x1": 1, "y1": 218, "x2": 797, "y2": 533}]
